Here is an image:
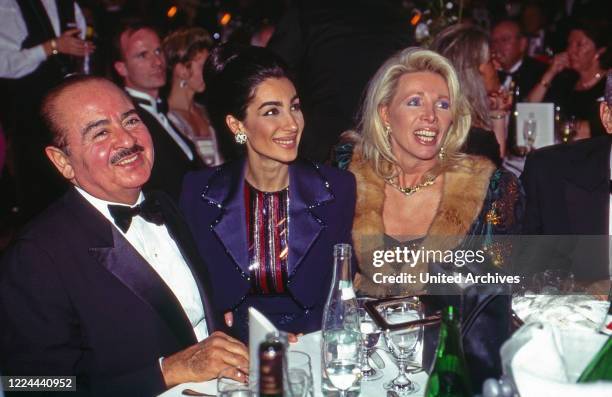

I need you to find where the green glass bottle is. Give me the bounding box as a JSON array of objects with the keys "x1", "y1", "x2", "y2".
[
  {"x1": 424, "y1": 306, "x2": 472, "y2": 397},
  {"x1": 577, "y1": 301, "x2": 612, "y2": 383}
]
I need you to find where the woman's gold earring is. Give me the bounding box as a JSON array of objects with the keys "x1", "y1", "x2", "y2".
[
  {"x1": 438, "y1": 146, "x2": 446, "y2": 160},
  {"x1": 234, "y1": 130, "x2": 248, "y2": 144},
  {"x1": 384, "y1": 124, "x2": 392, "y2": 137}
]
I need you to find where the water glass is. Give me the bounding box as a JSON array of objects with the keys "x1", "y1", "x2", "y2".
[
  {"x1": 287, "y1": 351, "x2": 313, "y2": 397},
  {"x1": 217, "y1": 366, "x2": 254, "y2": 397},
  {"x1": 358, "y1": 307, "x2": 383, "y2": 381}
]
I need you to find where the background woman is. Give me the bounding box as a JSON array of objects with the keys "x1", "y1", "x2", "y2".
[
  {"x1": 347, "y1": 48, "x2": 523, "y2": 391},
  {"x1": 431, "y1": 24, "x2": 511, "y2": 161},
  {"x1": 180, "y1": 44, "x2": 356, "y2": 342},
  {"x1": 526, "y1": 18, "x2": 610, "y2": 138},
  {"x1": 162, "y1": 28, "x2": 222, "y2": 166}
]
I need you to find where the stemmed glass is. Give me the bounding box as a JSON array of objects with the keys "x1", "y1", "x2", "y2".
[
  {"x1": 322, "y1": 326, "x2": 362, "y2": 397},
  {"x1": 358, "y1": 307, "x2": 383, "y2": 381},
  {"x1": 383, "y1": 300, "x2": 423, "y2": 394}
]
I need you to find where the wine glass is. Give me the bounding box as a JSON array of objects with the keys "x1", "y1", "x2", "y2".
[
  {"x1": 383, "y1": 300, "x2": 423, "y2": 394},
  {"x1": 322, "y1": 328, "x2": 362, "y2": 397},
  {"x1": 358, "y1": 307, "x2": 383, "y2": 381}
]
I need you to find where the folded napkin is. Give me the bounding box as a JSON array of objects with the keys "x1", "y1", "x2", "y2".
[
  {"x1": 248, "y1": 307, "x2": 278, "y2": 378},
  {"x1": 512, "y1": 294, "x2": 609, "y2": 332},
  {"x1": 501, "y1": 322, "x2": 612, "y2": 397}
]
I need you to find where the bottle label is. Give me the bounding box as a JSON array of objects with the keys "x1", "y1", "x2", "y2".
[
  {"x1": 339, "y1": 281, "x2": 356, "y2": 300},
  {"x1": 259, "y1": 349, "x2": 283, "y2": 395}
]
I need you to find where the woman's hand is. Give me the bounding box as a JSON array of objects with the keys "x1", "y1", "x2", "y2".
[
  {"x1": 489, "y1": 88, "x2": 513, "y2": 113},
  {"x1": 546, "y1": 52, "x2": 569, "y2": 78}
]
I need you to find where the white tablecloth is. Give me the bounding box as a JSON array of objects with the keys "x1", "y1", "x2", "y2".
[{"x1": 159, "y1": 331, "x2": 429, "y2": 396}]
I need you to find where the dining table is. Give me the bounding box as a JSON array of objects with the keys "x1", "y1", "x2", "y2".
[{"x1": 158, "y1": 331, "x2": 430, "y2": 397}]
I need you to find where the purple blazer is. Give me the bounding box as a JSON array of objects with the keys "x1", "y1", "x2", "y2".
[{"x1": 180, "y1": 158, "x2": 356, "y2": 342}]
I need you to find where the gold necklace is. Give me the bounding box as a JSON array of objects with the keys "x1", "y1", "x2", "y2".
[
  {"x1": 577, "y1": 72, "x2": 603, "y2": 90},
  {"x1": 386, "y1": 176, "x2": 436, "y2": 196}
]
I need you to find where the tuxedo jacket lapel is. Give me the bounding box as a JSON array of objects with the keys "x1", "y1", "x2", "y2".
[
  {"x1": 70, "y1": 190, "x2": 196, "y2": 347},
  {"x1": 90, "y1": 229, "x2": 197, "y2": 347}
]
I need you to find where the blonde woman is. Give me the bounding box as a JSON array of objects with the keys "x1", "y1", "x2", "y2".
[
  {"x1": 163, "y1": 28, "x2": 222, "y2": 166},
  {"x1": 347, "y1": 48, "x2": 523, "y2": 392},
  {"x1": 346, "y1": 47, "x2": 522, "y2": 295}
]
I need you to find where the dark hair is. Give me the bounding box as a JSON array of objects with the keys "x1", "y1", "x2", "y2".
[
  {"x1": 492, "y1": 18, "x2": 525, "y2": 38},
  {"x1": 569, "y1": 17, "x2": 611, "y2": 68},
  {"x1": 203, "y1": 43, "x2": 293, "y2": 160},
  {"x1": 162, "y1": 27, "x2": 213, "y2": 71},
  {"x1": 41, "y1": 76, "x2": 119, "y2": 152}
]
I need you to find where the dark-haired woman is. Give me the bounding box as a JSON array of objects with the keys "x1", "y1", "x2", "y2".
[
  {"x1": 180, "y1": 44, "x2": 356, "y2": 342},
  {"x1": 527, "y1": 19, "x2": 610, "y2": 138}
]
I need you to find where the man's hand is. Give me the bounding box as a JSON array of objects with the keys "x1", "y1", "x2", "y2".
[
  {"x1": 161, "y1": 331, "x2": 249, "y2": 387},
  {"x1": 50, "y1": 28, "x2": 95, "y2": 57}
]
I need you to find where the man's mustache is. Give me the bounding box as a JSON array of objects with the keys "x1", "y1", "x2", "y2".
[{"x1": 110, "y1": 145, "x2": 145, "y2": 165}]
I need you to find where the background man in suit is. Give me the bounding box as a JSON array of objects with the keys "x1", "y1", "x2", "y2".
[
  {"x1": 491, "y1": 19, "x2": 547, "y2": 155},
  {"x1": 266, "y1": 0, "x2": 414, "y2": 163},
  {"x1": 520, "y1": 72, "x2": 612, "y2": 285},
  {"x1": 112, "y1": 23, "x2": 202, "y2": 200},
  {"x1": 0, "y1": 76, "x2": 247, "y2": 396},
  {"x1": 0, "y1": 0, "x2": 94, "y2": 221}
]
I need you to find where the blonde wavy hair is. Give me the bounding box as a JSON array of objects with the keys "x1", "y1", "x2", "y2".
[{"x1": 356, "y1": 47, "x2": 471, "y2": 181}]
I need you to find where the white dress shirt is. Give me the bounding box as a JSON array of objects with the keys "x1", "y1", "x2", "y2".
[
  {"x1": 0, "y1": 0, "x2": 86, "y2": 78},
  {"x1": 125, "y1": 87, "x2": 194, "y2": 161},
  {"x1": 75, "y1": 187, "x2": 208, "y2": 341}
]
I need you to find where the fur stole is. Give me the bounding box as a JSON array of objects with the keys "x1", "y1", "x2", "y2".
[{"x1": 348, "y1": 149, "x2": 496, "y2": 296}]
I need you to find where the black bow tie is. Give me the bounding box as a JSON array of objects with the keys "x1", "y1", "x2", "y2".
[
  {"x1": 108, "y1": 198, "x2": 165, "y2": 233},
  {"x1": 498, "y1": 70, "x2": 513, "y2": 82},
  {"x1": 130, "y1": 95, "x2": 168, "y2": 115}
]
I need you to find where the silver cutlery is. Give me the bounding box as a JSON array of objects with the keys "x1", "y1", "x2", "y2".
[{"x1": 181, "y1": 388, "x2": 215, "y2": 396}]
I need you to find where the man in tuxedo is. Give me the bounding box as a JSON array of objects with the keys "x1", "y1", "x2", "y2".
[
  {"x1": 0, "y1": 76, "x2": 248, "y2": 396},
  {"x1": 491, "y1": 19, "x2": 548, "y2": 155},
  {"x1": 521, "y1": 72, "x2": 612, "y2": 284},
  {"x1": 112, "y1": 23, "x2": 202, "y2": 200}
]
